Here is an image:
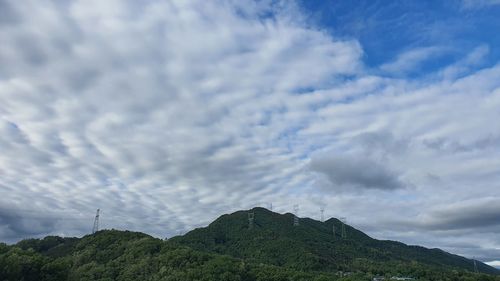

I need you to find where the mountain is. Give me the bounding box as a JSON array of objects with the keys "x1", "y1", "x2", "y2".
[
  {"x1": 171, "y1": 207, "x2": 499, "y2": 276},
  {"x1": 0, "y1": 208, "x2": 499, "y2": 281}
]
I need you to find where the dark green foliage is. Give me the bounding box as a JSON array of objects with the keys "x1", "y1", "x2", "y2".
[
  {"x1": 0, "y1": 209, "x2": 499, "y2": 281},
  {"x1": 171, "y1": 207, "x2": 500, "y2": 277},
  {"x1": 16, "y1": 236, "x2": 79, "y2": 258},
  {"x1": 0, "y1": 229, "x2": 339, "y2": 281}
]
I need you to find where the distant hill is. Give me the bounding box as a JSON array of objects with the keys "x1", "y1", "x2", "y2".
[
  {"x1": 171, "y1": 207, "x2": 499, "y2": 276},
  {"x1": 1, "y1": 230, "x2": 341, "y2": 281},
  {"x1": 0, "y1": 208, "x2": 499, "y2": 281}
]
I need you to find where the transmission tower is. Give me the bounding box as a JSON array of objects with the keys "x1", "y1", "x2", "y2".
[
  {"x1": 473, "y1": 257, "x2": 478, "y2": 273},
  {"x1": 293, "y1": 204, "x2": 299, "y2": 226},
  {"x1": 92, "y1": 209, "x2": 100, "y2": 234},
  {"x1": 332, "y1": 223, "x2": 336, "y2": 237},
  {"x1": 269, "y1": 202, "x2": 273, "y2": 211},
  {"x1": 320, "y1": 207, "x2": 325, "y2": 222},
  {"x1": 248, "y1": 212, "x2": 255, "y2": 229},
  {"x1": 340, "y1": 217, "x2": 347, "y2": 239}
]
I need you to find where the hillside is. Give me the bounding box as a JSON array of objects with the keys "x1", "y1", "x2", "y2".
[
  {"x1": 0, "y1": 230, "x2": 341, "y2": 281},
  {"x1": 171, "y1": 207, "x2": 499, "y2": 276},
  {"x1": 0, "y1": 209, "x2": 499, "y2": 281}
]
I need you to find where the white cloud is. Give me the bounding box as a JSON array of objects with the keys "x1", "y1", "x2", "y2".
[
  {"x1": 440, "y1": 45, "x2": 490, "y2": 80},
  {"x1": 486, "y1": 260, "x2": 500, "y2": 268},
  {"x1": 462, "y1": 0, "x2": 500, "y2": 9},
  {"x1": 379, "y1": 46, "x2": 445, "y2": 74},
  {"x1": 0, "y1": 0, "x2": 362, "y2": 241}
]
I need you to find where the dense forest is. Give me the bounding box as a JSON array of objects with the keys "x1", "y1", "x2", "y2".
[
  {"x1": 0, "y1": 208, "x2": 499, "y2": 281},
  {"x1": 172, "y1": 208, "x2": 500, "y2": 276}
]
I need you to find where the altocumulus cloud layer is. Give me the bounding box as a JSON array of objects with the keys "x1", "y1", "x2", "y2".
[{"x1": 1, "y1": 0, "x2": 500, "y2": 265}]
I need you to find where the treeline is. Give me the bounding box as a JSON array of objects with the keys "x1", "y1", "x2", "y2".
[
  {"x1": 1, "y1": 230, "x2": 499, "y2": 281},
  {"x1": 0, "y1": 230, "x2": 339, "y2": 281},
  {"x1": 170, "y1": 208, "x2": 499, "y2": 277}
]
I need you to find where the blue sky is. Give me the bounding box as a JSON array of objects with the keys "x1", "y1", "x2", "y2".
[
  {"x1": 299, "y1": 0, "x2": 500, "y2": 73},
  {"x1": 1, "y1": 0, "x2": 500, "y2": 268}
]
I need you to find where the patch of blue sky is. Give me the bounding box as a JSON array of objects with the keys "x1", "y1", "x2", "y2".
[
  {"x1": 291, "y1": 86, "x2": 317, "y2": 95},
  {"x1": 296, "y1": 0, "x2": 500, "y2": 78}
]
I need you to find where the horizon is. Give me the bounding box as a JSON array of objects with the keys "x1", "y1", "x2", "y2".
[
  {"x1": 1, "y1": 0, "x2": 500, "y2": 269},
  {"x1": 3, "y1": 205, "x2": 500, "y2": 270}
]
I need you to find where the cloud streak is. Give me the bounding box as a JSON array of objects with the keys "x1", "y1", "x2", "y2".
[{"x1": 380, "y1": 46, "x2": 445, "y2": 74}]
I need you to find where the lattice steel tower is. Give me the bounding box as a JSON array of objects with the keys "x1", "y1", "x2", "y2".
[
  {"x1": 293, "y1": 204, "x2": 299, "y2": 226},
  {"x1": 340, "y1": 217, "x2": 347, "y2": 239},
  {"x1": 320, "y1": 207, "x2": 325, "y2": 222},
  {"x1": 92, "y1": 209, "x2": 100, "y2": 234},
  {"x1": 248, "y1": 212, "x2": 255, "y2": 229}
]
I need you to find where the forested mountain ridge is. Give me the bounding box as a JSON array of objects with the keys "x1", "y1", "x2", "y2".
[
  {"x1": 0, "y1": 208, "x2": 498, "y2": 281},
  {"x1": 1, "y1": 230, "x2": 344, "y2": 281},
  {"x1": 170, "y1": 207, "x2": 499, "y2": 275}
]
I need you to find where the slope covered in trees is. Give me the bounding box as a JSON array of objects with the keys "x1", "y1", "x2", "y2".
[
  {"x1": 171, "y1": 207, "x2": 499, "y2": 276},
  {"x1": 0, "y1": 230, "x2": 342, "y2": 281},
  {"x1": 0, "y1": 208, "x2": 498, "y2": 281}
]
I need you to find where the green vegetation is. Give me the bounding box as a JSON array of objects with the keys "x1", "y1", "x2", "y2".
[
  {"x1": 0, "y1": 208, "x2": 499, "y2": 280},
  {"x1": 171, "y1": 208, "x2": 499, "y2": 276},
  {"x1": 0, "y1": 230, "x2": 340, "y2": 281}
]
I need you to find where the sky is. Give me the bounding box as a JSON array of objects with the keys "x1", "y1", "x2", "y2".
[{"x1": 1, "y1": 0, "x2": 500, "y2": 267}]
